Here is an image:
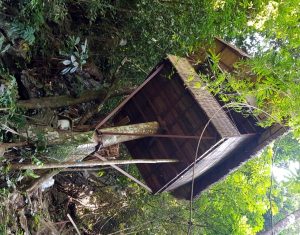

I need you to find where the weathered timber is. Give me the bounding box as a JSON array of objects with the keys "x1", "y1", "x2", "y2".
[
  {"x1": 25, "y1": 122, "x2": 158, "y2": 163},
  {"x1": 110, "y1": 39, "x2": 279, "y2": 196},
  {"x1": 0, "y1": 141, "x2": 28, "y2": 149},
  {"x1": 20, "y1": 125, "x2": 94, "y2": 147},
  {"x1": 11, "y1": 159, "x2": 178, "y2": 170}
]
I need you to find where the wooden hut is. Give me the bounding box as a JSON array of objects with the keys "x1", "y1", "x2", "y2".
[{"x1": 100, "y1": 38, "x2": 286, "y2": 199}]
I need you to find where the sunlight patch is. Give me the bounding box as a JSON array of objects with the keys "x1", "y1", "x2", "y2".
[{"x1": 247, "y1": 1, "x2": 279, "y2": 30}]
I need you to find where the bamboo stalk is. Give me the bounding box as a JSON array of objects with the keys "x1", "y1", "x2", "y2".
[
  {"x1": 12, "y1": 159, "x2": 178, "y2": 170},
  {"x1": 94, "y1": 153, "x2": 152, "y2": 192},
  {"x1": 67, "y1": 214, "x2": 81, "y2": 235}
]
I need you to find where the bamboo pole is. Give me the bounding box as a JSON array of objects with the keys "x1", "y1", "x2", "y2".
[
  {"x1": 94, "y1": 153, "x2": 152, "y2": 192},
  {"x1": 11, "y1": 159, "x2": 178, "y2": 170}
]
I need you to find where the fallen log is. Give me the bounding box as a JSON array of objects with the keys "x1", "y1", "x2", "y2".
[{"x1": 17, "y1": 87, "x2": 136, "y2": 109}]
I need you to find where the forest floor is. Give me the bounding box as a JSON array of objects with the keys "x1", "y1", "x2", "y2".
[
  {"x1": 0, "y1": 2, "x2": 151, "y2": 234},
  {"x1": 0, "y1": 56, "x2": 143, "y2": 234}
]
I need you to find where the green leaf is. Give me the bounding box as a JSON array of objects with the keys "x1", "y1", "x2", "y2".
[
  {"x1": 72, "y1": 61, "x2": 79, "y2": 67},
  {"x1": 24, "y1": 169, "x2": 40, "y2": 179},
  {"x1": 193, "y1": 81, "x2": 201, "y2": 88},
  {"x1": 69, "y1": 67, "x2": 77, "y2": 73},
  {"x1": 187, "y1": 75, "x2": 194, "y2": 82},
  {"x1": 70, "y1": 55, "x2": 76, "y2": 63},
  {"x1": 97, "y1": 170, "x2": 105, "y2": 177},
  {"x1": 62, "y1": 60, "x2": 71, "y2": 65},
  {"x1": 61, "y1": 67, "x2": 71, "y2": 75},
  {"x1": 75, "y1": 36, "x2": 80, "y2": 45}
]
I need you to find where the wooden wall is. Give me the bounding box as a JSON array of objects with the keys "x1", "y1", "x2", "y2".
[{"x1": 114, "y1": 62, "x2": 221, "y2": 192}]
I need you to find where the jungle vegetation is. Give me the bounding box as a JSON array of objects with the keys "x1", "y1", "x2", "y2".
[{"x1": 0, "y1": 0, "x2": 299, "y2": 234}]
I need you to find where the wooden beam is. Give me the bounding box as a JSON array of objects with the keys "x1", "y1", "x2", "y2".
[{"x1": 95, "y1": 64, "x2": 164, "y2": 129}]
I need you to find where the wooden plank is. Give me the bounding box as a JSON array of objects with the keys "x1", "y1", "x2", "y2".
[
  {"x1": 218, "y1": 60, "x2": 232, "y2": 72},
  {"x1": 130, "y1": 98, "x2": 156, "y2": 122},
  {"x1": 144, "y1": 172, "x2": 162, "y2": 192},
  {"x1": 162, "y1": 95, "x2": 187, "y2": 127},
  {"x1": 214, "y1": 39, "x2": 226, "y2": 54},
  {"x1": 96, "y1": 64, "x2": 164, "y2": 129},
  {"x1": 128, "y1": 144, "x2": 157, "y2": 189},
  {"x1": 156, "y1": 138, "x2": 225, "y2": 193},
  {"x1": 162, "y1": 138, "x2": 227, "y2": 192},
  {"x1": 215, "y1": 38, "x2": 250, "y2": 58},
  {"x1": 219, "y1": 47, "x2": 239, "y2": 69}
]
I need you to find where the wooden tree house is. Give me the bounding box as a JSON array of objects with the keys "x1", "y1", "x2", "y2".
[{"x1": 96, "y1": 39, "x2": 286, "y2": 199}]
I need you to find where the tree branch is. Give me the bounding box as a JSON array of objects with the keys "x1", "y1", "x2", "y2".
[
  {"x1": 258, "y1": 209, "x2": 300, "y2": 235},
  {"x1": 17, "y1": 87, "x2": 136, "y2": 110}
]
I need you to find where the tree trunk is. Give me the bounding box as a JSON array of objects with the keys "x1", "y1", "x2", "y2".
[
  {"x1": 97, "y1": 121, "x2": 159, "y2": 148},
  {"x1": 67, "y1": 121, "x2": 159, "y2": 162},
  {"x1": 17, "y1": 89, "x2": 107, "y2": 109},
  {"x1": 15, "y1": 122, "x2": 160, "y2": 192},
  {"x1": 258, "y1": 209, "x2": 300, "y2": 235},
  {"x1": 19, "y1": 122, "x2": 159, "y2": 163}
]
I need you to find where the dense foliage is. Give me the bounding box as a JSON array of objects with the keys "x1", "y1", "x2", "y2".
[{"x1": 116, "y1": 139, "x2": 299, "y2": 235}]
